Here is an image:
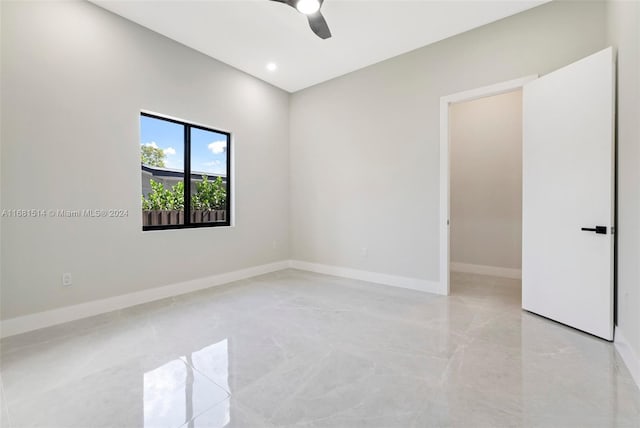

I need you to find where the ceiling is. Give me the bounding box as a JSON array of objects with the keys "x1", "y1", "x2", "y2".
[{"x1": 92, "y1": 0, "x2": 548, "y2": 93}]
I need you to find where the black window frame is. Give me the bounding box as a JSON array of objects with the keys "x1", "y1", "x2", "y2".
[{"x1": 141, "y1": 112, "x2": 232, "y2": 231}]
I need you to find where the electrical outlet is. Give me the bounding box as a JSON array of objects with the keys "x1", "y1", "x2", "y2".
[
  {"x1": 272, "y1": 240, "x2": 278, "y2": 249},
  {"x1": 62, "y1": 273, "x2": 72, "y2": 287},
  {"x1": 360, "y1": 247, "x2": 368, "y2": 258}
]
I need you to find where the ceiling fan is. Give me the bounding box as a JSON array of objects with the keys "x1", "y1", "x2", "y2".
[{"x1": 270, "y1": 0, "x2": 332, "y2": 39}]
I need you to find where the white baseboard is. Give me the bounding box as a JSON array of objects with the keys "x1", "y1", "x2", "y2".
[
  {"x1": 0, "y1": 260, "x2": 290, "y2": 339},
  {"x1": 615, "y1": 328, "x2": 640, "y2": 390},
  {"x1": 0, "y1": 259, "x2": 452, "y2": 338},
  {"x1": 290, "y1": 260, "x2": 444, "y2": 295},
  {"x1": 450, "y1": 262, "x2": 522, "y2": 279}
]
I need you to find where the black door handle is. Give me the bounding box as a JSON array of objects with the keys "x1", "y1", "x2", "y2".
[{"x1": 581, "y1": 226, "x2": 607, "y2": 234}]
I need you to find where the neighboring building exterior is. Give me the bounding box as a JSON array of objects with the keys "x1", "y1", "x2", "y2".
[{"x1": 141, "y1": 164, "x2": 227, "y2": 197}]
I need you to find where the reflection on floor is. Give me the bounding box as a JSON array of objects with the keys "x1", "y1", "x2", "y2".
[{"x1": 1, "y1": 270, "x2": 638, "y2": 427}]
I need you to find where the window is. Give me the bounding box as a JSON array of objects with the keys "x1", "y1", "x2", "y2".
[{"x1": 140, "y1": 112, "x2": 231, "y2": 230}]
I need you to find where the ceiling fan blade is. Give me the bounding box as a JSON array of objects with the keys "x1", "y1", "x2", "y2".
[
  {"x1": 307, "y1": 11, "x2": 332, "y2": 39},
  {"x1": 270, "y1": 0, "x2": 332, "y2": 40}
]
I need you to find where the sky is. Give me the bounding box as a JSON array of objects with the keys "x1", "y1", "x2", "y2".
[{"x1": 140, "y1": 115, "x2": 228, "y2": 176}]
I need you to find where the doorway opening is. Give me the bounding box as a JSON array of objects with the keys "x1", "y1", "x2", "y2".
[
  {"x1": 439, "y1": 76, "x2": 537, "y2": 296},
  {"x1": 449, "y1": 89, "x2": 523, "y2": 300}
]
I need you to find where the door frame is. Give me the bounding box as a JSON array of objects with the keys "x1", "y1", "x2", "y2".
[{"x1": 439, "y1": 75, "x2": 538, "y2": 295}]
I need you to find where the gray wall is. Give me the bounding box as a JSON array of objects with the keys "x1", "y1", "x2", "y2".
[
  {"x1": 0, "y1": 1, "x2": 290, "y2": 319},
  {"x1": 0, "y1": 1, "x2": 3, "y2": 325},
  {"x1": 606, "y1": 0, "x2": 640, "y2": 362},
  {"x1": 450, "y1": 91, "x2": 522, "y2": 270},
  {"x1": 290, "y1": 1, "x2": 607, "y2": 280}
]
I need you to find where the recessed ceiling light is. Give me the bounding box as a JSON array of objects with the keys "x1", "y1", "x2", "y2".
[
  {"x1": 296, "y1": 0, "x2": 320, "y2": 15},
  {"x1": 266, "y1": 62, "x2": 278, "y2": 72}
]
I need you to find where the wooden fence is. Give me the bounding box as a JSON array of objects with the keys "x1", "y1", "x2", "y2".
[{"x1": 142, "y1": 210, "x2": 226, "y2": 226}]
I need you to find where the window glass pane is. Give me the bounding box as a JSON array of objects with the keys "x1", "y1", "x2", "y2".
[
  {"x1": 140, "y1": 115, "x2": 185, "y2": 226},
  {"x1": 190, "y1": 127, "x2": 229, "y2": 224}
]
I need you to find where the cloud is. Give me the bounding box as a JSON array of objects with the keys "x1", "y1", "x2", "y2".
[
  {"x1": 208, "y1": 141, "x2": 227, "y2": 155},
  {"x1": 204, "y1": 160, "x2": 222, "y2": 167},
  {"x1": 143, "y1": 142, "x2": 176, "y2": 156}
]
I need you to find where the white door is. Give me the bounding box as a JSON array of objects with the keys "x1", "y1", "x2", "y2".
[{"x1": 522, "y1": 47, "x2": 615, "y2": 340}]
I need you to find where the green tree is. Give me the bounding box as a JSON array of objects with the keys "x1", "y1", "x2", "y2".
[
  {"x1": 192, "y1": 175, "x2": 226, "y2": 210},
  {"x1": 142, "y1": 179, "x2": 185, "y2": 210},
  {"x1": 169, "y1": 181, "x2": 184, "y2": 210},
  {"x1": 211, "y1": 176, "x2": 227, "y2": 210},
  {"x1": 141, "y1": 145, "x2": 166, "y2": 167},
  {"x1": 142, "y1": 176, "x2": 225, "y2": 211}
]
